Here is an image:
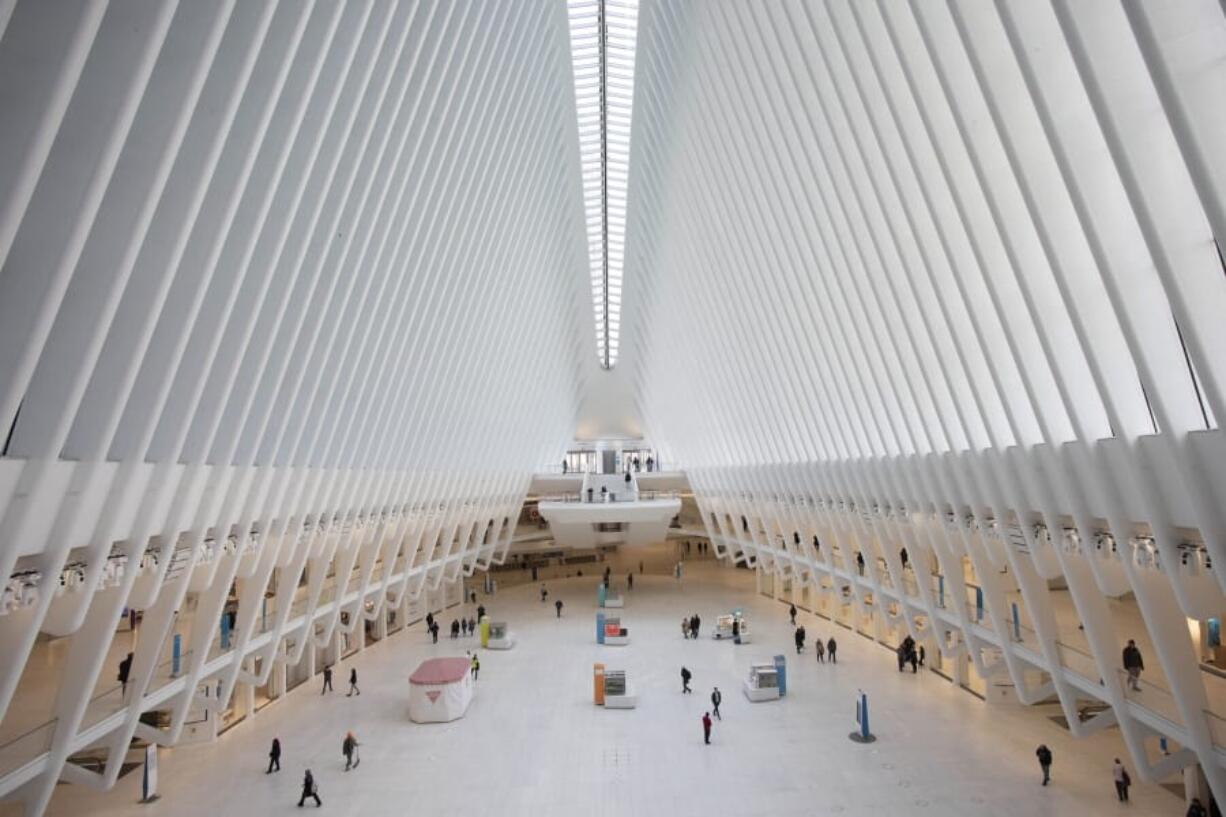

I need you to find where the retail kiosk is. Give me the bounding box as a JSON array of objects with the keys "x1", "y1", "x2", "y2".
[
  {"x1": 408, "y1": 657, "x2": 473, "y2": 723},
  {"x1": 712, "y1": 611, "x2": 750, "y2": 643},
  {"x1": 743, "y1": 660, "x2": 782, "y2": 702}
]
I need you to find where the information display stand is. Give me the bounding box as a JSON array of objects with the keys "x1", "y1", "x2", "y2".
[
  {"x1": 486, "y1": 620, "x2": 515, "y2": 649},
  {"x1": 593, "y1": 663, "x2": 637, "y2": 708}
]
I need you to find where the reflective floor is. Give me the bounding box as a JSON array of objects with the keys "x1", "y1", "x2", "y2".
[{"x1": 44, "y1": 559, "x2": 1184, "y2": 816}]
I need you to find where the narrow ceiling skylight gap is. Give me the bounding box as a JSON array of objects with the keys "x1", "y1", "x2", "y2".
[{"x1": 568, "y1": 0, "x2": 638, "y2": 370}]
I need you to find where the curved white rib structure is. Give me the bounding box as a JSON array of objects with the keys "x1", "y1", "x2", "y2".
[
  {"x1": 0, "y1": 2, "x2": 585, "y2": 812},
  {"x1": 625, "y1": 0, "x2": 1226, "y2": 803}
]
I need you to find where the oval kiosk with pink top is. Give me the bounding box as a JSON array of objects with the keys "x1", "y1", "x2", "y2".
[{"x1": 409, "y1": 657, "x2": 473, "y2": 723}]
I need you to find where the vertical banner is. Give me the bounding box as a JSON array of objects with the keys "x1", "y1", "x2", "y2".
[
  {"x1": 975, "y1": 586, "x2": 984, "y2": 622},
  {"x1": 849, "y1": 689, "x2": 876, "y2": 743},
  {"x1": 140, "y1": 744, "x2": 159, "y2": 803},
  {"x1": 1011, "y1": 603, "x2": 1020, "y2": 641},
  {"x1": 773, "y1": 654, "x2": 786, "y2": 697},
  {"x1": 220, "y1": 612, "x2": 230, "y2": 650},
  {"x1": 172, "y1": 634, "x2": 181, "y2": 677}
]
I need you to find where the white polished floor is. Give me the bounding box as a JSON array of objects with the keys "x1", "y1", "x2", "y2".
[{"x1": 45, "y1": 560, "x2": 1185, "y2": 817}]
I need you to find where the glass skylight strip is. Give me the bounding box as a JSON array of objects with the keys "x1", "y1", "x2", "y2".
[{"x1": 568, "y1": 0, "x2": 638, "y2": 369}]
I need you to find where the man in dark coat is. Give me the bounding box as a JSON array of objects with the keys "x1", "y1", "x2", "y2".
[{"x1": 267, "y1": 737, "x2": 281, "y2": 773}]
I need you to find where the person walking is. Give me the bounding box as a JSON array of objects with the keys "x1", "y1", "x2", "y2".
[
  {"x1": 681, "y1": 666, "x2": 692, "y2": 694},
  {"x1": 118, "y1": 652, "x2": 133, "y2": 696},
  {"x1": 702, "y1": 712, "x2": 712, "y2": 745},
  {"x1": 467, "y1": 616, "x2": 475, "y2": 635},
  {"x1": 856, "y1": 551, "x2": 865, "y2": 575},
  {"x1": 827, "y1": 636, "x2": 838, "y2": 664},
  {"x1": 794, "y1": 625, "x2": 806, "y2": 654},
  {"x1": 426, "y1": 612, "x2": 434, "y2": 632},
  {"x1": 789, "y1": 604, "x2": 797, "y2": 625},
  {"x1": 342, "y1": 731, "x2": 360, "y2": 771},
  {"x1": 471, "y1": 653, "x2": 480, "y2": 680},
  {"x1": 540, "y1": 584, "x2": 548, "y2": 603},
  {"x1": 814, "y1": 638, "x2": 825, "y2": 662},
  {"x1": 1113, "y1": 758, "x2": 1130, "y2": 802},
  {"x1": 450, "y1": 619, "x2": 460, "y2": 639},
  {"x1": 682, "y1": 617, "x2": 690, "y2": 639},
  {"x1": 347, "y1": 667, "x2": 360, "y2": 697},
  {"x1": 1186, "y1": 797, "x2": 1207, "y2": 817},
  {"x1": 555, "y1": 599, "x2": 563, "y2": 618},
  {"x1": 267, "y1": 737, "x2": 282, "y2": 774},
  {"x1": 477, "y1": 604, "x2": 486, "y2": 621},
  {"x1": 430, "y1": 621, "x2": 439, "y2": 643},
  {"x1": 639, "y1": 560, "x2": 644, "y2": 574},
  {"x1": 1035, "y1": 744, "x2": 1052, "y2": 786},
  {"x1": 693, "y1": 614, "x2": 702, "y2": 639},
  {"x1": 321, "y1": 665, "x2": 333, "y2": 694},
  {"x1": 298, "y1": 769, "x2": 321, "y2": 807},
  {"x1": 627, "y1": 573, "x2": 633, "y2": 590},
  {"x1": 1122, "y1": 640, "x2": 1144, "y2": 691},
  {"x1": 711, "y1": 687, "x2": 722, "y2": 720}
]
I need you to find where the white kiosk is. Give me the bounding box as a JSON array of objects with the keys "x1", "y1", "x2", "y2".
[
  {"x1": 712, "y1": 613, "x2": 751, "y2": 643},
  {"x1": 409, "y1": 658, "x2": 474, "y2": 722},
  {"x1": 743, "y1": 661, "x2": 781, "y2": 702}
]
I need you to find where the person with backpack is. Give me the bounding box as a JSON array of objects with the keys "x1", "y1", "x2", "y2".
[
  {"x1": 298, "y1": 769, "x2": 321, "y2": 807},
  {"x1": 681, "y1": 666, "x2": 692, "y2": 693},
  {"x1": 343, "y1": 731, "x2": 360, "y2": 771},
  {"x1": 1035, "y1": 744, "x2": 1052, "y2": 786},
  {"x1": 711, "y1": 687, "x2": 722, "y2": 719},
  {"x1": 267, "y1": 737, "x2": 281, "y2": 773}
]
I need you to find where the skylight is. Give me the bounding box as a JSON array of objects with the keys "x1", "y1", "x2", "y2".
[{"x1": 568, "y1": 0, "x2": 638, "y2": 370}]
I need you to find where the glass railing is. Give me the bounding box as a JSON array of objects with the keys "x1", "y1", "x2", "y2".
[
  {"x1": 0, "y1": 718, "x2": 56, "y2": 778},
  {"x1": 80, "y1": 683, "x2": 124, "y2": 731},
  {"x1": 1056, "y1": 640, "x2": 1101, "y2": 685},
  {"x1": 1117, "y1": 669, "x2": 1182, "y2": 727},
  {"x1": 1204, "y1": 709, "x2": 1226, "y2": 749}
]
